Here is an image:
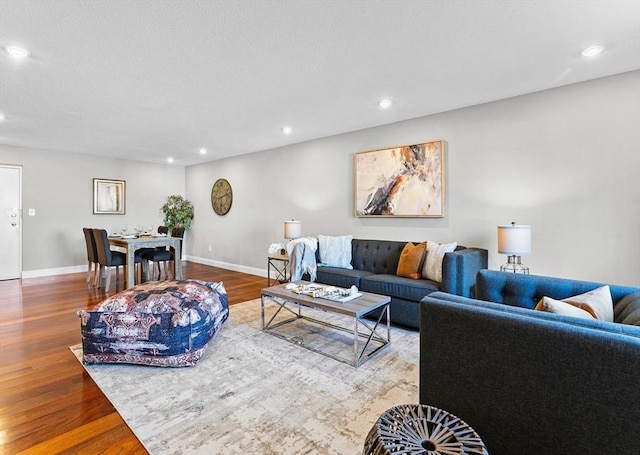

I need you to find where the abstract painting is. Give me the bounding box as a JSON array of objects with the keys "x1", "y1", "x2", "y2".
[{"x1": 355, "y1": 140, "x2": 445, "y2": 217}]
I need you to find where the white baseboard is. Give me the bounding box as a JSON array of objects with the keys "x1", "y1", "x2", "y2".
[
  {"x1": 184, "y1": 256, "x2": 267, "y2": 278},
  {"x1": 21, "y1": 259, "x2": 267, "y2": 280},
  {"x1": 22, "y1": 264, "x2": 87, "y2": 279}
]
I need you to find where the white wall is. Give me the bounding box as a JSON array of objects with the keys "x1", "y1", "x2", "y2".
[
  {"x1": 0, "y1": 145, "x2": 185, "y2": 276},
  {"x1": 186, "y1": 71, "x2": 640, "y2": 286},
  {"x1": 2, "y1": 71, "x2": 638, "y2": 285}
]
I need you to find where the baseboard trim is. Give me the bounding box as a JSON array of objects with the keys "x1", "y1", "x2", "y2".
[
  {"x1": 22, "y1": 265, "x2": 87, "y2": 279},
  {"x1": 21, "y1": 259, "x2": 266, "y2": 280},
  {"x1": 184, "y1": 256, "x2": 267, "y2": 278}
]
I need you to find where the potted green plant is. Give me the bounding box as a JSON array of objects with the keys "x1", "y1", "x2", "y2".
[{"x1": 161, "y1": 195, "x2": 194, "y2": 230}]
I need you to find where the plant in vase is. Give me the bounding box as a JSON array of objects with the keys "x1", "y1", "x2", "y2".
[{"x1": 161, "y1": 195, "x2": 194, "y2": 230}]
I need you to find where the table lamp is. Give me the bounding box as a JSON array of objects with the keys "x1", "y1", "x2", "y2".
[
  {"x1": 497, "y1": 222, "x2": 531, "y2": 274},
  {"x1": 284, "y1": 220, "x2": 302, "y2": 241}
]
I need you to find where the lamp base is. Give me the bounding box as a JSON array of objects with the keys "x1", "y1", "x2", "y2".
[{"x1": 500, "y1": 255, "x2": 529, "y2": 274}]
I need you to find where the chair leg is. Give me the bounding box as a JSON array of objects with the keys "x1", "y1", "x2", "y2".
[
  {"x1": 90, "y1": 263, "x2": 97, "y2": 286},
  {"x1": 140, "y1": 260, "x2": 147, "y2": 284},
  {"x1": 105, "y1": 267, "x2": 112, "y2": 292},
  {"x1": 87, "y1": 261, "x2": 92, "y2": 283},
  {"x1": 94, "y1": 264, "x2": 102, "y2": 288}
]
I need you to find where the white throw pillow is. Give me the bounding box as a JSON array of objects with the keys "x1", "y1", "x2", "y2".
[
  {"x1": 422, "y1": 241, "x2": 457, "y2": 282},
  {"x1": 535, "y1": 297, "x2": 596, "y2": 320},
  {"x1": 318, "y1": 235, "x2": 353, "y2": 270},
  {"x1": 560, "y1": 285, "x2": 614, "y2": 322}
]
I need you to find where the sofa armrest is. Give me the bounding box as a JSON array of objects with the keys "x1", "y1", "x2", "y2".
[
  {"x1": 419, "y1": 292, "x2": 640, "y2": 455},
  {"x1": 441, "y1": 248, "x2": 488, "y2": 297}
]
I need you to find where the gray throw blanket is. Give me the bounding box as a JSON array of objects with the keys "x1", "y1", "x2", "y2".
[{"x1": 286, "y1": 237, "x2": 318, "y2": 282}]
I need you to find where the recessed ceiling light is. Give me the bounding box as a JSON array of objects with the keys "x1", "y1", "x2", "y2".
[
  {"x1": 199, "y1": 148, "x2": 207, "y2": 155},
  {"x1": 378, "y1": 98, "x2": 392, "y2": 109},
  {"x1": 581, "y1": 45, "x2": 604, "y2": 57},
  {"x1": 6, "y1": 46, "x2": 30, "y2": 58},
  {"x1": 282, "y1": 126, "x2": 293, "y2": 135},
  {"x1": 0, "y1": 113, "x2": 5, "y2": 121},
  {"x1": 167, "y1": 157, "x2": 174, "y2": 163}
]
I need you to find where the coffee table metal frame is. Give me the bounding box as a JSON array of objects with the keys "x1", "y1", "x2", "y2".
[{"x1": 261, "y1": 282, "x2": 391, "y2": 367}]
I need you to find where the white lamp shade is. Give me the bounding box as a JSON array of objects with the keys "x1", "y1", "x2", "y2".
[
  {"x1": 497, "y1": 224, "x2": 531, "y2": 255},
  {"x1": 284, "y1": 220, "x2": 302, "y2": 240}
]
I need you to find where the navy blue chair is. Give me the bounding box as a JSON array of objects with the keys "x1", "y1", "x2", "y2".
[
  {"x1": 92, "y1": 228, "x2": 133, "y2": 292},
  {"x1": 143, "y1": 227, "x2": 184, "y2": 280},
  {"x1": 82, "y1": 228, "x2": 99, "y2": 286}
]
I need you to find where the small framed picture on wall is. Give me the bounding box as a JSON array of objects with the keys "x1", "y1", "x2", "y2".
[{"x1": 93, "y1": 178, "x2": 126, "y2": 215}]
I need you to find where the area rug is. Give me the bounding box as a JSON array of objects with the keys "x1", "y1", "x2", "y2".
[{"x1": 70, "y1": 298, "x2": 419, "y2": 454}]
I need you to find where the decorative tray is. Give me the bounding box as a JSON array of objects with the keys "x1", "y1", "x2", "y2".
[{"x1": 286, "y1": 283, "x2": 362, "y2": 303}]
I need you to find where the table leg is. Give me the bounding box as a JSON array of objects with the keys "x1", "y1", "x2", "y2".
[
  {"x1": 173, "y1": 239, "x2": 182, "y2": 280},
  {"x1": 353, "y1": 317, "x2": 359, "y2": 366},
  {"x1": 126, "y1": 246, "x2": 136, "y2": 288}
]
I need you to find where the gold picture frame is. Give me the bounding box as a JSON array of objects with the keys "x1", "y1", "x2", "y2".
[
  {"x1": 93, "y1": 178, "x2": 126, "y2": 215},
  {"x1": 355, "y1": 139, "x2": 445, "y2": 217}
]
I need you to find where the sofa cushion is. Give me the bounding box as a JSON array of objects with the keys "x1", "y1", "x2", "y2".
[
  {"x1": 396, "y1": 242, "x2": 426, "y2": 279},
  {"x1": 360, "y1": 274, "x2": 439, "y2": 302},
  {"x1": 351, "y1": 239, "x2": 406, "y2": 274},
  {"x1": 535, "y1": 296, "x2": 596, "y2": 319},
  {"x1": 314, "y1": 267, "x2": 374, "y2": 288},
  {"x1": 615, "y1": 291, "x2": 640, "y2": 326},
  {"x1": 318, "y1": 234, "x2": 353, "y2": 269},
  {"x1": 422, "y1": 241, "x2": 457, "y2": 282}
]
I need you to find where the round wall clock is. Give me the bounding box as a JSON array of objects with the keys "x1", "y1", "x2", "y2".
[{"x1": 211, "y1": 178, "x2": 233, "y2": 215}]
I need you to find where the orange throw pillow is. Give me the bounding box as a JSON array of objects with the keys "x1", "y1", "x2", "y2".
[{"x1": 396, "y1": 242, "x2": 427, "y2": 279}]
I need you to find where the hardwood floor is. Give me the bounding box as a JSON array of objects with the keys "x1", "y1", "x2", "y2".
[{"x1": 0, "y1": 262, "x2": 266, "y2": 454}]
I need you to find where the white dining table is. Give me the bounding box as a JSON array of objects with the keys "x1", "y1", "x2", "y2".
[{"x1": 108, "y1": 235, "x2": 182, "y2": 288}]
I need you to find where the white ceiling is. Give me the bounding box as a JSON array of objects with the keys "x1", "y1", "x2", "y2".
[{"x1": 1, "y1": 0, "x2": 639, "y2": 166}]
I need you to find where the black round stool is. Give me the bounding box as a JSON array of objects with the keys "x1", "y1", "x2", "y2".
[{"x1": 363, "y1": 404, "x2": 488, "y2": 455}]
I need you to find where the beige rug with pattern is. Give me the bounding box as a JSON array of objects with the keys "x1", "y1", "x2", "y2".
[{"x1": 71, "y1": 298, "x2": 419, "y2": 454}]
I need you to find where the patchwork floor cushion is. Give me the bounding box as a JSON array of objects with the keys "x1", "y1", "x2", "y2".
[{"x1": 77, "y1": 280, "x2": 229, "y2": 367}]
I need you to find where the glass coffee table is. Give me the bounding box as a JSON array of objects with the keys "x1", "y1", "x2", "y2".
[{"x1": 261, "y1": 281, "x2": 391, "y2": 367}]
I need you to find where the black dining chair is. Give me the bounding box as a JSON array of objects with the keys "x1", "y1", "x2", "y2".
[
  {"x1": 92, "y1": 228, "x2": 132, "y2": 292},
  {"x1": 143, "y1": 226, "x2": 170, "y2": 279},
  {"x1": 143, "y1": 227, "x2": 184, "y2": 280},
  {"x1": 82, "y1": 227, "x2": 99, "y2": 286}
]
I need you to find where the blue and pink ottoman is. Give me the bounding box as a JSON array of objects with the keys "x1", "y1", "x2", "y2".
[{"x1": 77, "y1": 280, "x2": 228, "y2": 367}]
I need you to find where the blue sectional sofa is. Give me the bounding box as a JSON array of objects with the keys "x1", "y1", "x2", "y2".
[
  {"x1": 310, "y1": 238, "x2": 488, "y2": 329},
  {"x1": 419, "y1": 270, "x2": 640, "y2": 455}
]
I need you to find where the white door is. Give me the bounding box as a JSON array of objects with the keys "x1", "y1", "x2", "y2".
[{"x1": 0, "y1": 165, "x2": 22, "y2": 280}]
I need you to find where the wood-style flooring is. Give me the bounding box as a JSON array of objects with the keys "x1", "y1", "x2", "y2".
[{"x1": 0, "y1": 262, "x2": 266, "y2": 454}]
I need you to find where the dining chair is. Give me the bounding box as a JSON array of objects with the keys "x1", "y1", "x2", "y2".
[
  {"x1": 92, "y1": 228, "x2": 128, "y2": 292},
  {"x1": 143, "y1": 225, "x2": 170, "y2": 279},
  {"x1": 142, "y1": 227, "x2": 184, "y2": 280},
  {"x1": 82, "y1": 227, "x2": 99, "y2": 286}
]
